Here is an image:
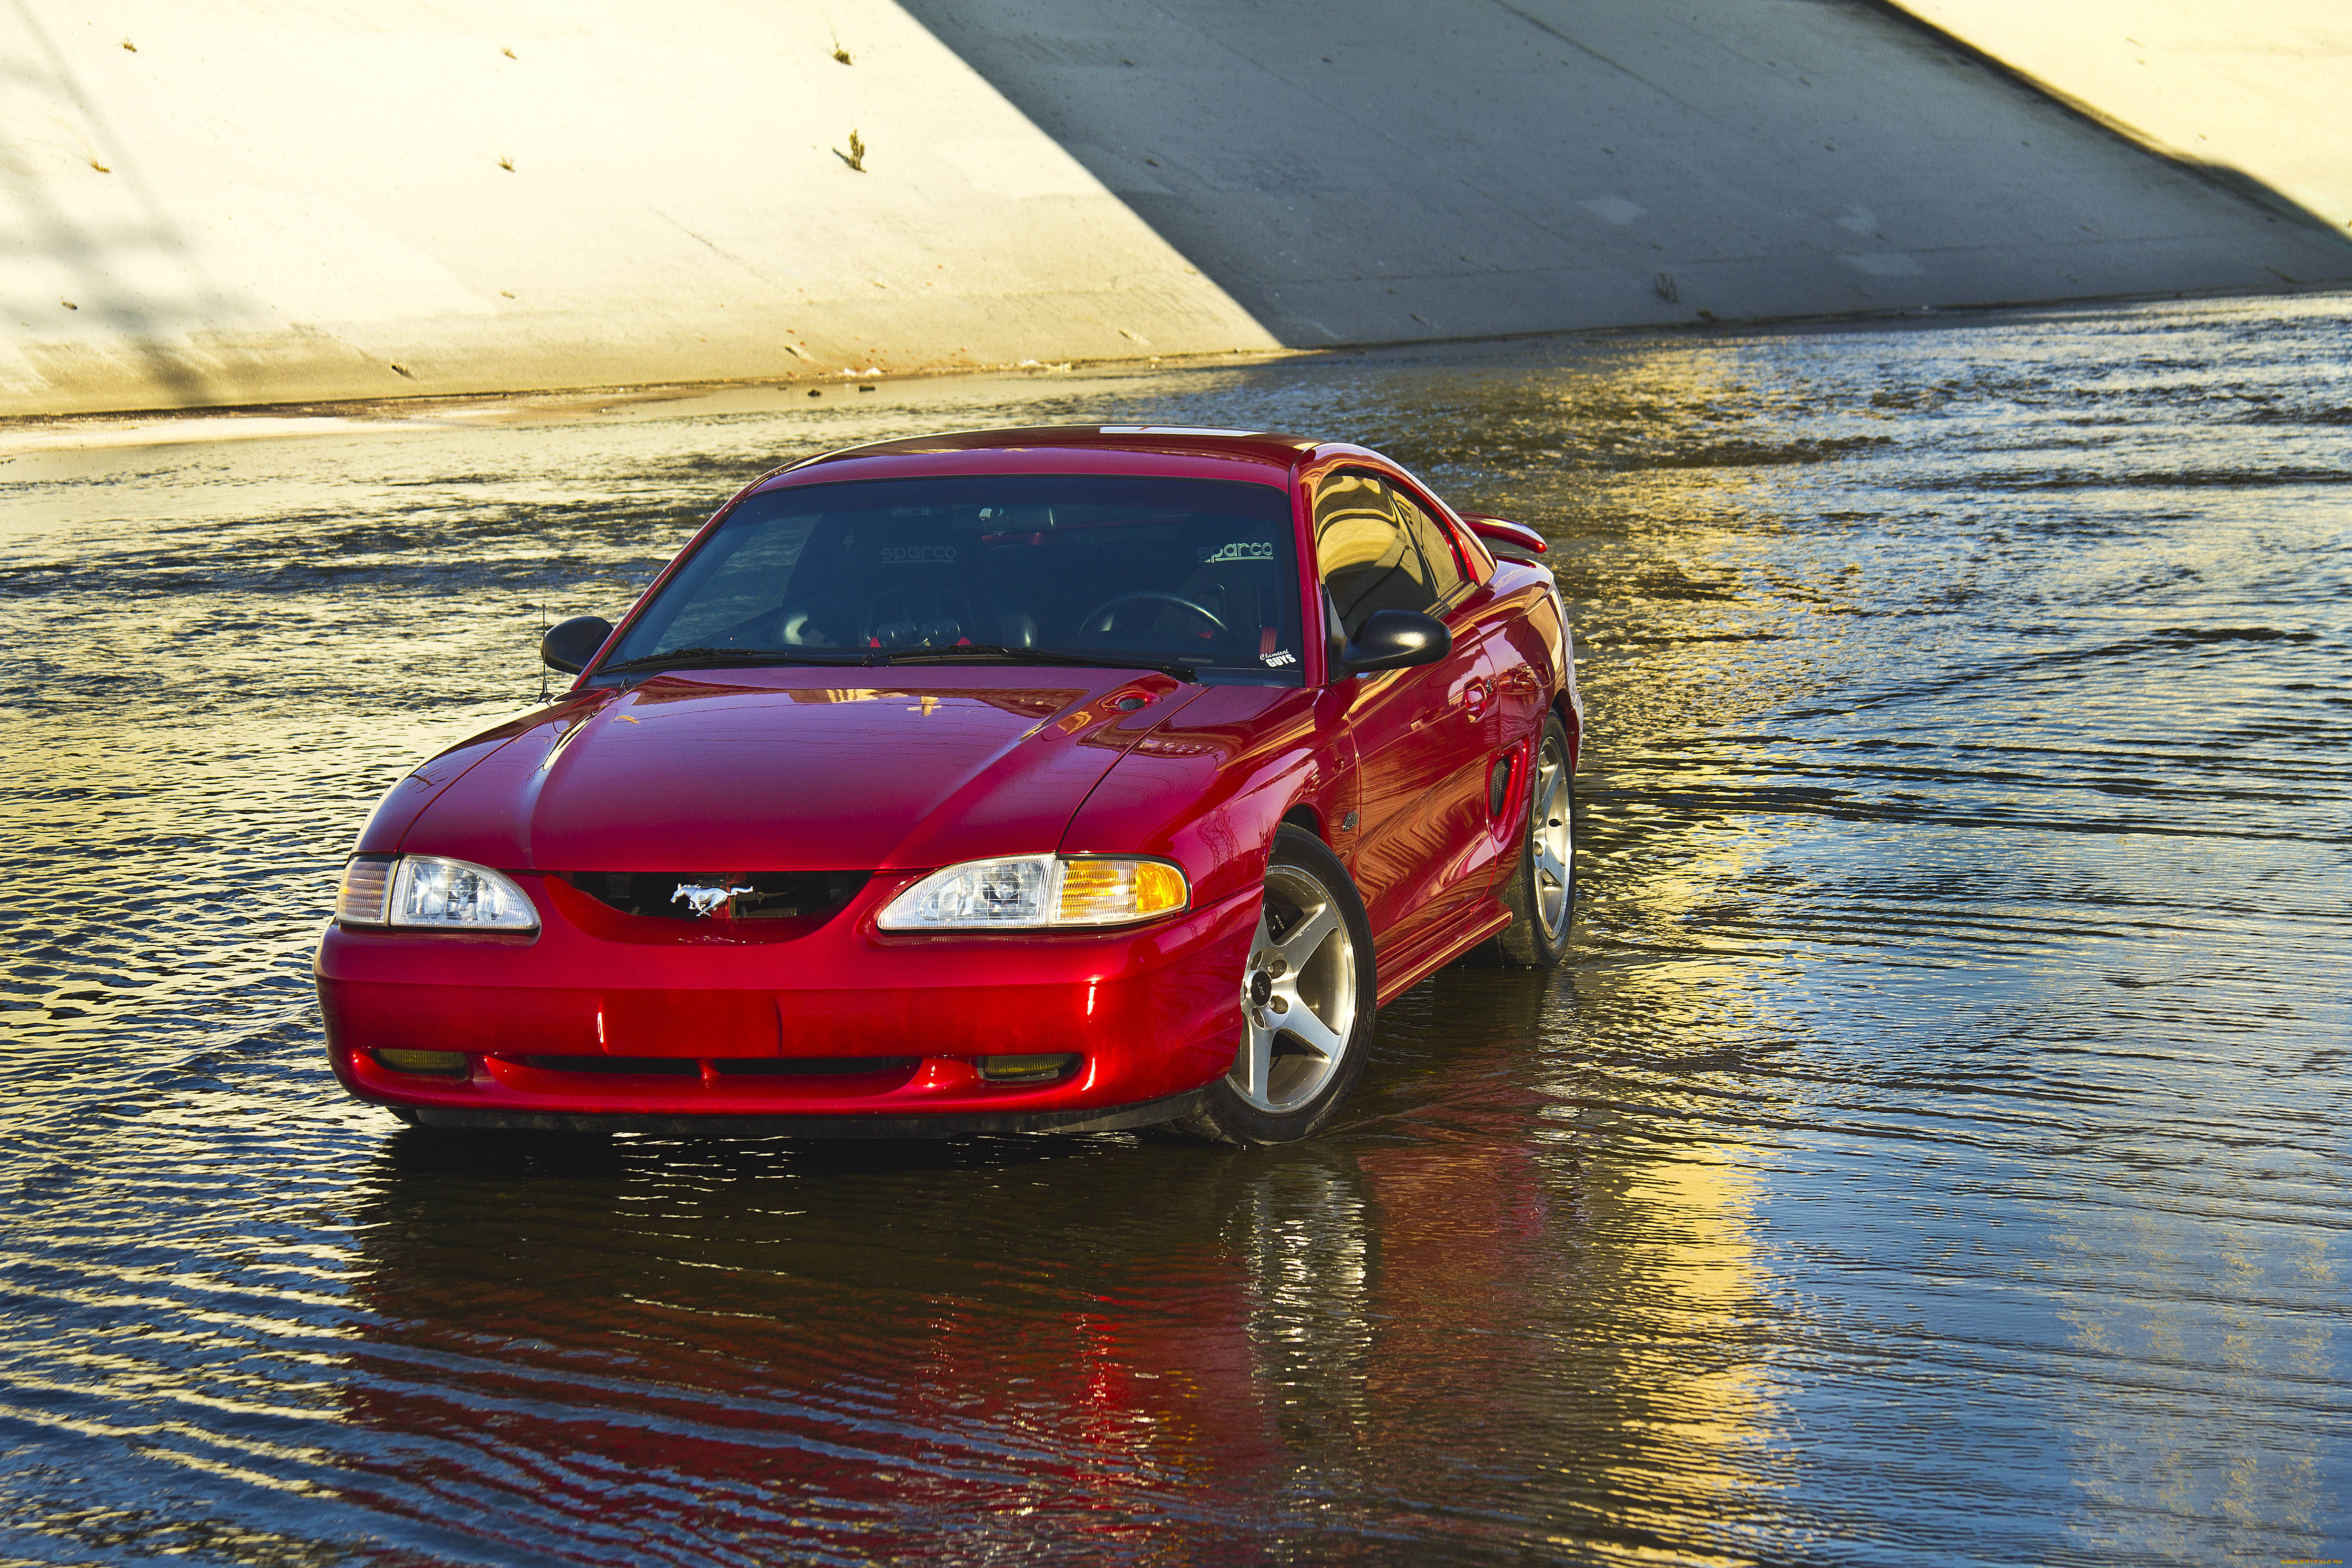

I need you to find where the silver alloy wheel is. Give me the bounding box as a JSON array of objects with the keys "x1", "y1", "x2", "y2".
[
  {"x1": 1231, "y1": 862, "x2": 1359, "y2": 1114},
  {"x1": 1532, "y1": 734, "x2": 1573, "y2": 938}
]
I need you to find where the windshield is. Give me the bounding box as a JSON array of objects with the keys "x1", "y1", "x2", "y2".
[{"x1": 604, "y1": 474, "x2": 1306, "y2": 684}]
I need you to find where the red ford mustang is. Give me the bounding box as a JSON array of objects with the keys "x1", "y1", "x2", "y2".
[{"x1": 316, "y1": 426, "x2": 1580, "y2": 1144}]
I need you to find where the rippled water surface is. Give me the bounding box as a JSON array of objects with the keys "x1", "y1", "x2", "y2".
[{"x1": 4, "y1": 294, "x2": 2348, "y2": 1566}]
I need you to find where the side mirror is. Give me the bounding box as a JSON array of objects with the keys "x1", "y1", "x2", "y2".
[
  {"x1": 541, "y1": 615, "x2": 615, "y2": 674},
  {"x1": 1339, "y1": 608, "x2": 1451, "y2": 674}
]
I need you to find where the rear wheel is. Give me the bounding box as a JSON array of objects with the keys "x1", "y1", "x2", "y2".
[
  {"x1": 1170, "y1": 826, "x2": 1377, "y2": 1146},
  {"x1": 1491, "y1": 713, "x2": 1576, "y2": 967}
]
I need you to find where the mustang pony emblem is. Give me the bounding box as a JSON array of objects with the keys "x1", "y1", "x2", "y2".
[{"x1": 671, "y1": 883, "x2": 753, "y2": 917}]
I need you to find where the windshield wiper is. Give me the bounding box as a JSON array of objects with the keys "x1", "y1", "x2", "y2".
[
  {"x1": 875, "y1": 644, "x2": 1196, "y2": 683},
  {"x1": 597, "y1": 646, "x2": 869, "y2": 675}
]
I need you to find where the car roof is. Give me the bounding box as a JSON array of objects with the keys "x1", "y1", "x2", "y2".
[{"x1": 752, "y1": 424, "x2": 1379, "y2": 494}]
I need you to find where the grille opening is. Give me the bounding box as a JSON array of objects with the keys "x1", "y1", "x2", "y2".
[
  {"x1": 710, "y1": 1057, "x2": 919, "y2": 1077},
  {"x1": 517, "y1": 1055, "x2": 918, "y2": 1078},
  {"x1": 523, "y1": 1055, "x2": 699, "y2": 1076},
  {"x1": 564, "y1": 870, "x2": 871, "y2": 922}
]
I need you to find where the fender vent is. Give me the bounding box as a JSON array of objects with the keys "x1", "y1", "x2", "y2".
[{"x1": 563, "y1": 870, "x2": 870, "y2": 922}]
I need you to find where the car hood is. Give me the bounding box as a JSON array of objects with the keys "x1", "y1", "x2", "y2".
[{"x1": 395, "y1": 666, "x2": 1203, "y2": 873}]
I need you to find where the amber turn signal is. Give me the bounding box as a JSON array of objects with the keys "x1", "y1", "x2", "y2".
[
  {"x1": 1055, "y1": 858, "x2": 1187, "y2": 925},
  {"x1": 337, "y1": 856, "x2": 393, "y2": 923}
]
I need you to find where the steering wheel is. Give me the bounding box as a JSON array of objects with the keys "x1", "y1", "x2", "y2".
[{"x1": 1077, "y1": 590, "x2": 1231, "y2": 641}]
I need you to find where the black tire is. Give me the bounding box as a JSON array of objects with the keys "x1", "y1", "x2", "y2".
[
  {"x1": 1491, "y1": 712, "x2": 1576, "y2": 968},
  {"x1": 1169, "y1": 825, "x2": 1378, "y2": 1146}
]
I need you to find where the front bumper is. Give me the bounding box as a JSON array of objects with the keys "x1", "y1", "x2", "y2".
[
  {"x1": 397, "y1": 1088, "x2": 1208, "y2": 1139},
  {"x1": 316, "y1": 872, "x2": 1256, "y2": 1131}
]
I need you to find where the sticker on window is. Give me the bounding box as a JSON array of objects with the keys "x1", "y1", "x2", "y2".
[
  {"x1": 880, "y1": 545, "x2": 956, "y2": 564},
  {"x1": 1196, "y1": 540, "x2": 1273, "y2": 563}
]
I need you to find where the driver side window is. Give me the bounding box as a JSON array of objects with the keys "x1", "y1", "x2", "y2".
[
  {"x1": 631, "y1": 514, "x2": 817, "y2": 651},
  {"x1": 1313, "y1": 471, "x2": 1438, "y2": 638}
]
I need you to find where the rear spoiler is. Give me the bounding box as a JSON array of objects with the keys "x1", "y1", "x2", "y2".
[{"x1": 1457, "y1": 513, "x2": 1548, "y2": 564}]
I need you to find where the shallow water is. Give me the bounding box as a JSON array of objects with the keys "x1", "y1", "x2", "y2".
[{"x1": 2, "y1": 293, "x2": 2348, "y2": 1566}]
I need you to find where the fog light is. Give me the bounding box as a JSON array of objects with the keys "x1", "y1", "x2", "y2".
[
  {"x1": 375, "y1": 1048, "x2": 469, "y2": 1077},
  {"x1": 977, "y1": 1053, "x2": 1079, "y2": 1084}
]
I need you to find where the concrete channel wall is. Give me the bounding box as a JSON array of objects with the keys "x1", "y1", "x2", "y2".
[
  {"x1": 5, "y1": 0, "x2": 2348, "y2": 417},
  {"x1": 1891, "y1": 0, "x2": 2352, "y2": 235},
  {"x1": 0, "y1": 0, "x2": 1279, "y2": 417},
  {"x1": 904, "y1": 0, "x2": 2352, "y2": 351}
]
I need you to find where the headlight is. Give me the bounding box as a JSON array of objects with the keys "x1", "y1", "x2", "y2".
[
  {"x1": 877, "y1": 855, "x2": 1188, "y2": 931},
  {"x1": 335, "y1": 854, "x2": 539, "y2": 932}
]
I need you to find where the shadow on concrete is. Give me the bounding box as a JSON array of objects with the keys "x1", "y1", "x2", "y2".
[{"x1": 900, "y1": 0, "x2": 2352, "y2": 348}]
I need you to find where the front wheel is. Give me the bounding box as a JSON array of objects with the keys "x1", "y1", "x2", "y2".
[
  {"x1": 1490, "y1": 713, "x2": 1576, "y2": 967},
  {"x1": 1170, "y1": 826, "x2": 1377, "y2": 1146}
]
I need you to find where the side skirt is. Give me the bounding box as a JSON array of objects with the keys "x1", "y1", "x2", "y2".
[{"x1": 1373, "y1": 904, "x2": 1514, "y2": 1007}]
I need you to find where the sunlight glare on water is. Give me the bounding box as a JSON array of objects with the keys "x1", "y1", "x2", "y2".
[{"x1": 1, "y1": 293, "x2": 2347, "y2": 1565}]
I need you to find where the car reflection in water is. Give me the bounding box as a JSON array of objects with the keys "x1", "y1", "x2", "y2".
[
  {"x1": 329, "y1": 967, "x2": 1776, "y2": 1561},
  {"x1": 336, "y1": 1132, "x2": 1355, "y2": 1557}
]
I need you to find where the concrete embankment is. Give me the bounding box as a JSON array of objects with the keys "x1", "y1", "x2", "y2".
[
  {"x1": 907, "y1": 0, "x2": 2352, "y2": 347},
  {"x1": 1, "y1": 0, "x2": 1277, "y2": 417},
  {"x1": 5, "y1": 0, "x2": 2348, "y2": 417},
  {"x1": 1889, "y1": 0, "x2": 2352, "y2": 235}
]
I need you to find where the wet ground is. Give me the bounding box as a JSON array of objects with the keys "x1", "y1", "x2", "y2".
[{"x1": 2, "y1": 292, "x2": 2348, "y2": 1566}]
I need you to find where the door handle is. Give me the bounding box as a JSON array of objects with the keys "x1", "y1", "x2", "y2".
[{"x1": 1461, "y1": 677, "x2": 1492, "y2": 718}]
